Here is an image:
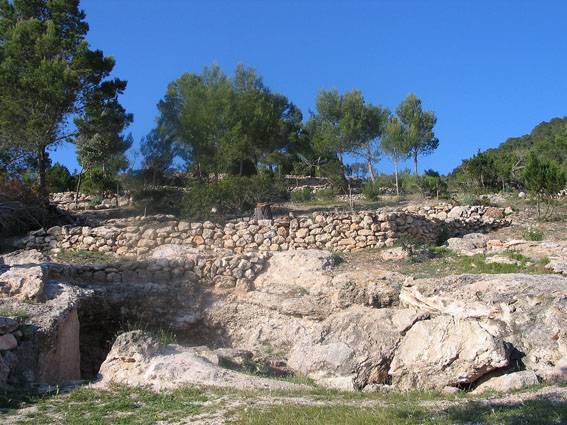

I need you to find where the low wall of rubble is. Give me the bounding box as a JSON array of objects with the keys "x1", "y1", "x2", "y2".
[
  {"x1": 48, "y1": 250, "x2": 269, "y2": 290},
  {"x1": 50, "y1": 192, "x2": 131, "y2": 211},
  {"x1": 20, "y1": 204, "x2": 511, "y2": 257}
]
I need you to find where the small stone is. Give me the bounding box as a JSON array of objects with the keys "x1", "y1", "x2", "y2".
[
  {"x1": 0, "y1": 333, "x2": 17, "y2": 351},
  {"x1": 0, "y1": 317, "x2": 19, "y2": 334}
]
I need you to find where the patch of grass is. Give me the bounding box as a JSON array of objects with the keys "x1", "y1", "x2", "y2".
[
  {"x1": 290, "y1": 188, "x2": 313, "y2": 203},
  {"x1": 504, "y1": 250, "x2": 531, "y2": 262},
  {"x1": 4, "y1": 384, "x2": 206, "y2": 424},
  {"x1": 0, "y1": 307, "x2": 28, "y2": 319},
  {"x1": 234, "y1": 397, "x2": 566, "y2": 425},
  {"x1": 397, "y1": 250, "x2": 550, "y2": 279},
  {"x1": 56, "y1": 249, "x2": 117, "y2": 265},
  {"x1": 523, "y1": 227, "x2": 545, "y2": 241},
  {"x1": 445, "y1": 398, "x2": 567, "y2": 425},
  {"x1": 148, "y1": 327, "x2": 177, "y2": 346},
  {"x1": 234, "y1": 404, "x2": 443, "y2": 425},
  {"x1": 114, "y1": 323, "x2": 177, "y2": 346},
  {"x1": 289, "y1": 286, "x2": 309, "y2": 297},
  {"x1": 330, "y1": 251, "x2": 345, "y2": 266}
]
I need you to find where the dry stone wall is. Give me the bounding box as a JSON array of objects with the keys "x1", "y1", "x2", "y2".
[
  {"x1": 50, "y1": 192, "x2": 131, "y2": 211},
  {"x1": 48, "y1": 250, "x2": 269, "y2": 291},
  {"x1": 20, "y1": 204, "x2": 511, "y2": 258}
]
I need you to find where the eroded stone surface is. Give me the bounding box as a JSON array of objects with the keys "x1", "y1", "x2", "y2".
[
  {"x1": 96, "y1": 331, "x2": 303, "y2": 391},
  {"x1": 400, "y1": 274, "x2": 567, "y2": 382},
  {"x1": 389, "y1": 316, "x2": 509, "y2": 389},
  {"x1": 472, "y1": 371, "x2": 540, "y2": 394}
]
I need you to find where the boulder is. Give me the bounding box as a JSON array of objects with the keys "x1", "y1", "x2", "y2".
[
  {"x1": 0, "y1": 333, "x2": 17, "y2": 351},
  {"x1": 389, "y1": 316, "x2": 509, "y2": 389},
  {"x1": 472, "y1": 371, "x2": 539, "y2": 394},
  {"x1": 400, "y1": 274, "x2": 567, "y2": 382},
  {"x1": 287, "y1": 307, "x2": 428, "y2": 389},
  {"x1": 0, "y1": 317, "x2": 18, "y2": 334},
  {"x1": 380, "y1": 247, "x2": 409, "y2": 261},
  {"x1": 0, "y1": 265, "x2": 46, "y2": 302},
  {"x1": 96, "y1": 331, "x2": 303, "y2": 391},
  {"x1": 446, "y1": 233, "x2": 489, "y2": 256},
  {"x1": 2, "y1": 249, "x2": 47, "y2": 266},
  {"x1": 254, "y1": 250, "x2": 334, "y2": 290}
]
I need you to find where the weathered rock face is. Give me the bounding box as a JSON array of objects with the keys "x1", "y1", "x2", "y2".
[
  {"x1": 4, "y1": 243, "x2": 566, "y2": 394},
  {"x1": 472, "y1": 370, "x2": 540, "y2": 394},
  {"x1": 0, "y1": 282, "x2": 91, "y2": 390},
  {"x1": 0, "y1": 249, "x2": 93, "y2": 390},
  {"x1": 96, "y1": 331, "x2": 302, "y2": 391},
  {"x1": 287, "y1": 307, "x2": 428, "y2": 389},
  {"x1": 400, "y1": 274, "x2": 567, "y2": 383},
  {"x1": 446, "y1": 233, "x2": 490, "y2": 256},
  {"x1": 389, "y1": 316, "x2": 509, "y2": 389},
  {"x1": 201, "y1": 251, "x2": 414, "y2": 389},
  {"x1": 0, "y1": 265, "x2": 46, "y2": 302}
]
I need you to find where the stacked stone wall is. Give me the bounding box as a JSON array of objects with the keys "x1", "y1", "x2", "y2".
[{"x1": 21, "y1": 204, "x2": 511, "y2": 257}]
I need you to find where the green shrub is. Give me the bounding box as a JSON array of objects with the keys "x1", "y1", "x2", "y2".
[
  {"x1": 79, "y1": 168, "x2": 118, "y2": 195},
  {"x1": 88, "y1": 194, "x2": 103, "y2": 208},
  {"x1": 315, "y1": 186, "x2": 338, "y2": 201},
  {"x1": 458, "y1": 193, "x2": 494, "y2": 206},
  {"x1": 399, "y1": 172, "x2": 420, "y2": 194},
  {"x1": 361, "y1": 181, "x2": 380, "y2": 201},
  {"x1": 181, "y1": 175, "x2": 288, "y2": 220},
  {"x1": 47, "y1": 163, "x2": 76, "y2": 192},
  {"x1": 523, "y1": 227, "x2": 544, "y2": 241},
  {"x1": 291, "y1": 188, "x2": 313, "y2": 203},
  {"x1": 419, "y1": 170, "x2": 448, "y2": 199},
  {"x1": 133, "y1": 187, "x2": 185, "y2": 214},
  {"x1": 522, "y1": 153, "x2": 566, "y2": 218}
]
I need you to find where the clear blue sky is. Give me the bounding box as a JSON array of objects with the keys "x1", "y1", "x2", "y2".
[{"x1": 51, "y1": 0, "x2": 567, "y2": 174}]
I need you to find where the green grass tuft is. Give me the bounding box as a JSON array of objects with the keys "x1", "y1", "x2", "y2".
[
  {"x1": 56, "y1": 249, "x2": 117, "y2": 265},
  {"x1": 0, "y1": 307, "x2": 28, "y2": 319}
]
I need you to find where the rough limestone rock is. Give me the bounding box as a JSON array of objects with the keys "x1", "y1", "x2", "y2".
[
  {"x1": 0, "y1": 317, "x2": 18, "y2": 334},
  {"x1": 472, "y1": 371, "x2": 540, "y2": 394},
  {"x1": 1, "y1": 249, "x2": 47, "y2": 266},
  {"x1": 204, "y1": 250, "x2": 413, "y2": 389},
  {"x1": 0, "y1": 282, "x2": 92, "y2": 390},
  {"x1": 96, "y1": 331, "x2": 303, "y2": 391},
  {"x1": 380, "y1": 247, "x2": 409, "y2": 261},
  {"x1": 446, "y1": 233, "x2": 489, "y2": 256},
  {"x1": 149, "y1": 244, "x2": 203, "y2": 260},
  {"x1": 485, "y1": 255, "x2": 519, "y2": 265},
  {"x1": 0, "y1": 265, "x2": 46, "y2": 302},
  {"x1": 0, "y1": 333, "x2": 18, "y2": 351},
  {"x1": 400, "y1": 274, "x2": 567, "y2": 382},
  {"x1": 389, "y1": 316, "x2": 509, "y2": 389},
  {"x1": 287, "y1": 307, "x2": 428, "y2": 389},
  {"x1": 253, "y1": 250, "x2": 334, "y2": 289}
]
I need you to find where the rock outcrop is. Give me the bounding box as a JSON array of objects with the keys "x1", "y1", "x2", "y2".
[
  {"x1": 400, "y1": 273, "x2": 567, "y2": 384},
  {"x1": 389, "y1": 316, "x2": 508, "y2": 389},
  {"x1": 3, "y1": 238, "x2": 565, "y2": 394},
  {"x1": 96, "y1": 331, "x2": 302, "y2": 391},
  {"x1": 0, "y1": 250, "x2": 92, "y2": 390}
]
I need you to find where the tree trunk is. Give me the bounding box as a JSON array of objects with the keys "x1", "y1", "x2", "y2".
[
  {"x1": 394, "y1": 161, "x2": 400, "y2": 196},
  {"x1": 367, "y1": 147, "x2": 375, "y2": 183},
  {"x1": 37, "y1": 146, "x2": 48, "y2": 205},
  {"x1": 75, "y1": 168, "x2": 84, "y2": 208},
  {"x1": 239, "y1": 158, "x2": 244, "y2": 177},
  {"x1": 413, "y1": 151, "x2": 419, "y2": 176},
  {"x1": 253, "y1": 202, "x2": 273, "y2": 220},
  {"x1": 367, "y1": 158, "x2": 375, "y2": 183}
]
